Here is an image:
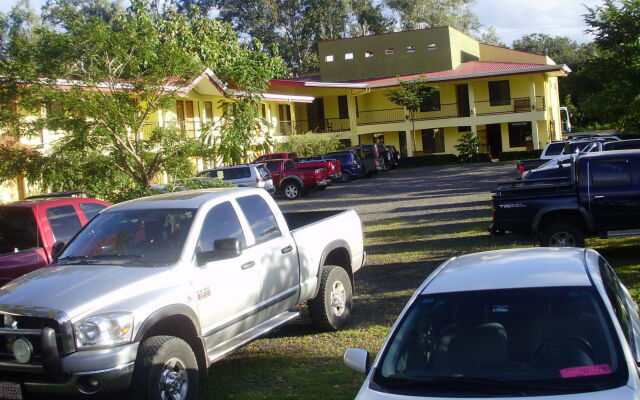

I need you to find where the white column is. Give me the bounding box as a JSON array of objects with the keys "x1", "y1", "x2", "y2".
[
  {"x1": 531, "y1": 120, "x2": 540, "y2": 150},
  {"x1": 529, "y1": 80, "x2": 537, "y2": 112},
  {"x1": 467, "y1": 83, "x2": 476, "y2": 117},
  {"x1": 347, "y1": 94, "x2": 359, "y2": 146}
]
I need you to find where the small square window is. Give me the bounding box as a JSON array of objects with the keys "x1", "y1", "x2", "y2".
[
  {"x1": 364, "y1": 51, "x2": 374, "y2": 58},
  {"x1": 406, "y1": 46, "x2": 415, "y2": 53},
  {"x1": 427, "y1": 44, "x2": 437, "y2": 51},
  {"x1": 325, "y1": 55, "x2": 334, "y2": 62},
  {"x1": 344, "y1": 53, "x2": 354, "y2": 60},
  {"x1": 385, "y1": 48, "x2": 395, "y2": 55}
]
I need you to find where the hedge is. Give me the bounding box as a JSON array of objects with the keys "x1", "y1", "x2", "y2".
[
  {"x1": 498, "y1": 150, "x2": 543, "y2": 161},
  {"x1": 398, "y1": 152, "x2": 491, "y2": 168}
]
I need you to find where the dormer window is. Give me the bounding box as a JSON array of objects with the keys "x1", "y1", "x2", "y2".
[
  {"x1": 344, "y1": 52, "x2": 354, "y2": 60},
  {"x1": 364, "y1": 51, "x2": 374, "y2": 58},
  {"x1": 406, "y1": 46, "x2": 415, "y2": 53},
  {"x1": 325, "y1": 55, "x2": 334, "y2": 62},
  {"x1": 385, "y1": 48, "x2": 395, "y2": 55}
]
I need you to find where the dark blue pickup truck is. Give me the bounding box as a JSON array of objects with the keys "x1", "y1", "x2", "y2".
[{"x1": 490, "y1": 149, "x2": 640, "y2": 247}]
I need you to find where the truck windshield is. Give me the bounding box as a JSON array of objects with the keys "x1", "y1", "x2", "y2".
[
  {"x1": 57, "y1": 208, "x2": 196, "y2": 267},
  {"x1": 0, "y1": 208, "x2": 38, "y2": 255},
  {"x1": 373, "y1": 287, "x2": 627, "y2": 397}
]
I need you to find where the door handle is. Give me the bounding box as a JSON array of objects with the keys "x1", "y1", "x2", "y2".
[
  {"x1": 594, "y1": 195, "x2": 605, "y2": 199},
  {"x1": 241, "y1": 261, "x2": 256, "y2": 270},
  {"x1": 281, "y1": 245, "x2": 293, "y2": 254}
]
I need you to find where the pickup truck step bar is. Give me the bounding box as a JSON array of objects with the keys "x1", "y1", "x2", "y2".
[
  {"x1": 604, "y1": 229, "x2": 640, "y2": 239},
  {"x1": 207, "y1": 311, "x2": 300, "y2": 363}
]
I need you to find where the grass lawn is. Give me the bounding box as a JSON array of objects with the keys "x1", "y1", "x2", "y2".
[{"x1": 198, "y1": 164, "x2": 640, "y2": 399}]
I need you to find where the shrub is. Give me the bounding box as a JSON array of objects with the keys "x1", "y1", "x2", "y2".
[
  {"x1": 275, "y1": 133, "x2": 344, "y2": 157},
  {"x1": 454, "y1": 132, "x2": 481, "y2": 162},
  {"x1": 498, "y1": 150, "x2": 543, "y2": 161},
  {"x1": 398, "y1": 154, "x2": 459, "y2": 168}
]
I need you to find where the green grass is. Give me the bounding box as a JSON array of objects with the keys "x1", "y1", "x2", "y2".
[{"x1": 197, "y1": 175, "x2": 640, "y2": 399}]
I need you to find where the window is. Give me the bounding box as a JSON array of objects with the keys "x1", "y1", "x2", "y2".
[
  {"x1": 364, "y1": 51, "x2": 374, "y2": 58},
  {"x1": 176, "y1": 100, "x2": 196, "y2": 135},
  {"x1": 591, "y1": 160, "x2": 632, "y2": 188},
  {"x1": 427, "y1": 43, "x2": 437, "y2": 51},
  {"x1": 338, "y1": 95, "x2": 349, "y2": 119},
  {"x1": 458, "y1": 126, "x2": 472, "y2": 132},
  {"x1": 508, "y1": 122, "x2": 531, "y2": 148},
  {"x1": 261, "y1": 103, "x2": 267, "y2": 119},
  {"x1": 236, "y1": 195, "x2": 281, "y2": 245},
  {"x1": 0, "y1": 208, "x2": 38, "y2": 254},
  {"x1": 198, "y1": 202, "x2": 246, "y2": 252},
  {"x1": 219, "y1": 167, "x2": 251, "y2": 180},
  {"x1": 46, "y1": 205, "x2": 82, "y2": 243},
  {"x1": 421, "y1": 128, "x2": 445, "y2": 154},
  {"x1": 344, "y1": 53, "x2": 354, "y2": 60},
  {"x1": 204, "y1": 101, "x2": 214, "y2": 121},
  {"x1": 79, "y1": 202, "x2": 107, "y2": 221},
  {"x1": 419, "y1": 90, "x2": 441, "y2": 112},
  {"x1": 46, "y1": 101, "x2": 64, "y2": 118},
  {"x1": 406, "y1": 46, "x2": 415, "y2": 53},
  {"x1": 385, "y1": 48, "x2": 395, "y2": 55},
  {"x1": 489, "y1": 80, "x2": 511, "y2": 106},
  {"x1": 545, "y1": 142, "x2": 566, "y2": 156},
  {"x1": 325, "y1": 55, "x2": 334, "y2": 62}
]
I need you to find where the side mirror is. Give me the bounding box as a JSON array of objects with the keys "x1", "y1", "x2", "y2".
[
  {"x1": 52, "y1": 241, "x2": 65, "y2": 259},
  {"x1": 343, "y1": 348, "x2": 370, "y2": 375},
  {"x1": 557, "y1": 160, "x2": 564, "y2": 168},
  {"x1": 196, "y1": 238, "x2": 241, "y2": 265}
]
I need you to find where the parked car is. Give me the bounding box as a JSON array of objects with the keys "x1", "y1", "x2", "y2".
[
  {"x1": 326, "y1": 151, "x2": 365, "y2": 182},
  {"x1": 603, "y1": 138, "x2": 640, "y2": 151},
  {"x1": 0, "y1": 191, "x2": 110, "y2": 286},
  {"x1": 197, "y1": 164, "x2": 275, "y2": 193},
  {"x1": 261, "y1": 159, "x2": 330, "y2": 199},
  {"x1": 385, "y1": 145, "x2": 400, "y2": 169},
  {"x1": 345, "y1": 247, "x2": 640, "y2": 400},
  {"x1": 517, "y1": 139, "x2": 611, "y2": 178},
  {"x1": 345, "y1": 145, "x2": 385, "y2": 176},
  {"x1": 491, "y1": 149, "x2": 640, "y2": 246},
  {"x1": 297, "y1": 156, "x2": 343, "y2": 182},
  {"x1": 0, "y1": 188, "x2": 365, "y2": 399},
  {"x1": 253, "y1": 152, "x2": 299, "y2": 163}
]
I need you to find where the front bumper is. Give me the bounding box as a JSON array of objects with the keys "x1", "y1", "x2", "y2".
[{"x1": 317, "y1": 179, "x2": 330, "y2": 187}]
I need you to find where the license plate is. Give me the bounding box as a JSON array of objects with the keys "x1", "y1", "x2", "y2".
[{"x1": 0, "y1": 382, "x2": 22, "y2": 400}]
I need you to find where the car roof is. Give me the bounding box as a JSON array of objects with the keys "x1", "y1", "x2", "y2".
[
  {"x1": 0, "y1": 197, "x2": 107, "y2": 208},
  {"x1": 201, "y1": 165, "x2": 252, "y2": 171},
  {"x1": 422, "y1": 248, "x2": 591, "y2": 294},
  {"x1": 579, "y1": 148, "x2": 640, "y2": 160},
  {"x1": 107, "y1": 187, "x2": 254, "y2": 210}
]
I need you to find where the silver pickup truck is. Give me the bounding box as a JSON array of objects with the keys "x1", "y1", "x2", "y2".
[{"x1": 0, "y1": 188, "x2": 365, "y2": 399}]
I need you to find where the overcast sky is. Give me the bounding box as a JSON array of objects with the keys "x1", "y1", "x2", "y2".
[{"x1": 1, "y1": 0, "x2": 606, "y2": 46}]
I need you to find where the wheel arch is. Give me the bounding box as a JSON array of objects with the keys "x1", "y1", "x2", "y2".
[
  {"x1": 312, "y1": 240, "x2": 353, "y2": 298},
  {"x1": 533, "y1": 207, "x2": 592, "y2": 236},
  {"x1": 279, "y1": 176, "x2": 304, "y2": 190},
  {"x1": 134, "y1": 304, "x2": 208, "y2": 375}
]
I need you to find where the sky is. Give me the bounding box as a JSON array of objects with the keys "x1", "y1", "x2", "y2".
[{"x1": 0, "y1": 0, "x2": 606, "y2": 46}]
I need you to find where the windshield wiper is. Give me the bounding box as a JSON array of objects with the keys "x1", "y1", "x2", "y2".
[
  {"x1": 88, "y1": 254, "x2": 157, "y2": 267},
  {"x1": 55, "y1": 255, "x2": 91, "y2": 264}
]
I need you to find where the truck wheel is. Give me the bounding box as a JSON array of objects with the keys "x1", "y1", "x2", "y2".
[
  {"x1": 128, "y1": 336, "x2": 198, "y2": 400},
  {"x1": 318, "y1": 185, "x2": 327, "y2": 191},
  {"x1": 283, "y1": 181, "x2": 302, "y2": 200},
  {"x1": 342, "y1": 174, "x2": 351, "y2": 183},
  {"x1": 540, "y1": 222, "x2": 585, "y2": 247},
  {"x1": 308, "y1": 265, "x2": 352, "y2": 331}
]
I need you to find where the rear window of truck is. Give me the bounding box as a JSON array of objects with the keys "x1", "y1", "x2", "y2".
[{"x1": 0, "y1": 208, "x2": 38, "y2": 255}]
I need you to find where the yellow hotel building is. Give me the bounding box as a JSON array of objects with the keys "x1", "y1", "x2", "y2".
[{"x1": 268, "y1": 26, "x2": 570, "y2": 158}]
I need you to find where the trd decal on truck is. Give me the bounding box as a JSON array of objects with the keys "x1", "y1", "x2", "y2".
[
  {"x1": 197, "y1": 287, "x2": 211, "y2": 300},
  {"x1": 498, "y1": 203, "x2": 526, "y2": 209}
]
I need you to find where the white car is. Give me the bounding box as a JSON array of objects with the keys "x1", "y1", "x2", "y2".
[
  {"x1": 198, "y1": 164, "x2": 275, "y2": 193},
  {"x1": 345, "y1": 248, "x2": 640, "y2": 399}
]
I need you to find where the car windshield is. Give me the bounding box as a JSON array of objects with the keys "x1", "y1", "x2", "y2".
[
  {"x1": 56, "y1": 208, "x2": 196, "y2": 267},
  {"x1": 545, "y1": 142, "x2": 566, "y2": 156},
  {"x1": 539, "y1": 156, "x2": 573, "y2": 169},
  {"x1": 0, "y1": 208, "x2": 39, "y2": 255},
  {"x1": 565, "y1": 142, "x2": 593, "y2": 154},
  {"x1": 373, "y1": 287, "x2": 627, "y2": 397}
]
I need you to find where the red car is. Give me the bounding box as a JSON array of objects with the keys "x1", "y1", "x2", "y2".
[
  {"x1": 0, "y1": 192, "x2": 110, "y2": 285},
  {"x1": 297, "y1": 156, "x2": 343, "y2": 181},
  {"x1": 253, "y1": 152, "x2": 299, "y2": 163},
  {"x1": 260, "y1": 159, "x2": 330, "y2": 199}
]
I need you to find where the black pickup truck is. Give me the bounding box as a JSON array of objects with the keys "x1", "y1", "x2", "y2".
[{"x1": 490, "y1": 149, "x2": 640, "y2": 247}]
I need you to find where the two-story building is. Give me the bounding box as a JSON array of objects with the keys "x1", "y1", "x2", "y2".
[{"x1": 268, "y1": 26, "x2": 570, "y2": 158}]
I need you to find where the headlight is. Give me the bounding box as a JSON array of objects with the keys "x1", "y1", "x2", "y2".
[{"x1": 74, "y1": 312, "x2": 133, "y2": 349}]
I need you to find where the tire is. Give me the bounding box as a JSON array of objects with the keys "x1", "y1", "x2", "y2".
[
  {"x1": 308, "y1": 266, "x2": 353, "y2": 331},
  {"x1": 540, "y1": 222, "x2": 585, "y2": 247},
  {"x1": 282, "y1": 181, "x2": 302, "y2": 200},
  {"x1": 318, "y1": 185, "x2": 327, "y2": 191},
  {"x1": 342, "y1": 174, "x2": 351, "y2": 183},
  {"x1": 128, "y1": 336, "x2": 198, "y2": 400}
]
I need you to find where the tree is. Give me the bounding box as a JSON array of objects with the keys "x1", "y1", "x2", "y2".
[
  {"x1": 385, "y1": 0, "x2": 480, "y2": 34},
  {"x1": 349, "y1": 0, "x2": 394, "y2": 37},
  {"x1": 0, "y1": 0, "x2": 286, "y2": 200},
  {"x1": 512, "y1": 33, "x2": 584, "y2": 66},
  {"x1": 477, "y1": 26, "x2": 505, "y2": 47},
  {"x1": 385, "y1": 78, "x2": 438, "y2": 151},
  {"x1": 580, "y1": 0, "x2": 640, "y2": 131}
]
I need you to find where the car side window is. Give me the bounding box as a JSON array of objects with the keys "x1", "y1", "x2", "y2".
[
  {"x1": 79, "y1": 202, "x2": 107, "y2": 221},
  {"x1": 198, "y1": 202, "x2": 246, "y2": 252},
  {"x1": 46, "y1": 205, "x2": 83, "y2": 243},
  {"x1": 284, "y1": 160, "x2": 294, "y2": 170},
  {"x1": 236, "y1": 195, "x2": 281, "y2": 245},
  {"x1": 591, "y1": 159, "x2": 632, "y2": 188},
  {"x1": 599, "y1": 257, "x2": 632, "y2": 346}
]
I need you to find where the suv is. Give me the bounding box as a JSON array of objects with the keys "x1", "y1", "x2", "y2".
[
  {"x1": 346, "y1": 145, "x2": 385, "y2": 176},
  {"x1": 0, "y1": 192, "x2": 110, "y2": 285},
  {"x1": 198, "y1": 164, "x2": 275, "y2": 193},
  {"x1": 326, "y1": 151, "x2": 364, "y2": 182}
]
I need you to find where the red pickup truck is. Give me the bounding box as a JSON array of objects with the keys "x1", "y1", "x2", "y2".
[
  {"x1": 261, "y1": 159, "x2": 330, "y2": 199},
  {"x1": 0, "y1": 193, "x2": 110, "y2": 285},
  {"x1": 297, "y1": 157, "x2": 343, "y2": 181}
]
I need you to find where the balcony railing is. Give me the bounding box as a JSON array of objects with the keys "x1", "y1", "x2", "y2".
[
  {"x1": 475, "y1": 96, "x2": 545, "y2": 116},
  {"x1": 295, "y1": 118, "x2": 351, "y2": 134},
  {"x1": 413, "y1": 103, "x2": 467, "y2": 121},
  {"x1": 357, "y1": 108, "x2": 405, "y2": 125}
]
